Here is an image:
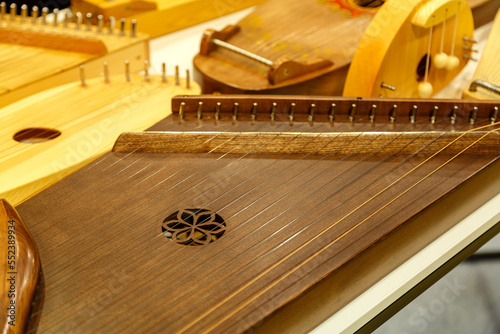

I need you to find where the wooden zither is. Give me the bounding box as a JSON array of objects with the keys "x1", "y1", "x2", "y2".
[
  {"x1": 0, "y1": 4, "x2": 149, "y2": 108},
  {"x1": 0, "y1": 64, "x2": 199, "y2": 206},
  {"x1": 193, "y1": 0, "x2": 475, "y2": 98},
  {"x1": 4, "y1": 95, "x2": 500, "y2": 333}
]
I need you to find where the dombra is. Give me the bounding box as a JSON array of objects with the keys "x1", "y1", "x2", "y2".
[{"x1": 3, "y1": 95, "x2": 500, "y2": 333}]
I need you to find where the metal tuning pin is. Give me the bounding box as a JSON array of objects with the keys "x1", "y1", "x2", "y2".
[
  {"x1": 144, "y1": 60, "x2": 149, "y2": 82},
  {"x1": 463, "y1": 45, "x2": 478, "y2": 52},
  {"x1": 462, "y1": 35, "x2": 477, "y2": 43},
  {"x1": 410, "y1": 105, "x2": 418, "y2": 124},
  {"x1": 52, "y1": 8, "x2": 58, "y2": 26},
  {"x1": 0, "y1": 2, "x2": 6, "y2": 20},
  {"x1": 97, "y1": 15, "x2": 103, "y2": 33},
  {"x1": 329, "y1": 103, "x2": 336, "y2": 122},
  {"x1": 175, "y1": 65, "x2": 180, "y2": 85},
  {"x1": 469, "y1": 106, "x2": 478, "y2": 124},
  {"x1": 79, "y1": 65, "x2": 86, "y2": 87},
  {"x1": 430, "y1": 106, "x2": 438, "y2": 124},
  {"x1": 9, "y1": 3, "x2": 16, "y2": 22},
  {"x1": 75, "y1": 12, "x2": 82, "y2": 30},
  {"x1": 21, "y1": 4, "x2": 27, "y2": 23},
  {"x1": 196, "y1": 102, "x2": 203, "y2": 119},
  {"x1": 251, "y1": 102, "x2": 258, "y2": 121},
  {"x1": 41, "y1": 7, "x2": 48, "y2": 25},
  {"x1": 389, "y1": 105, "x2": 397, "y2": 123},
  {"x1": 162, "y1": 62, "x2": 167, "y2": 83},
  {"x1": 63, "y1": 11, "x2": 68, "y2": 28},
  {"x1": 178, "y1": 102, "x2": 185, "y2": 119},
  {"x1": 214, "y1": 102, "x2": 221, "y2": 120},
  {"x1": 450, "y1": 106, "x2": 458, "y2": 124},
  {"x1": 31, "y1": 6, "x2": 39, "y2": 24},
  {"x1": 308, "y1": 104, "x2": 315, "y2": 122},
  {"x1": 490, "y1": 107, "x2": 499, "y2": 124},
  {"x1": 103, "y1": 62, "x2": 109, "y2": 83},
  {"x1": 232, "y1": 102, "x2": 239, "y2": 120},
  {"x1": 108, "y1": 16, "x2": 115, "y2": 34},
  {"x1": 270, "y1": 102, "x2": 277, "y2": 121},
  {"x1": 125, "y1": 60, "x2": 130, "y2": 81},
  {"x1": 86, "y1": 13, "x2": 92, "y2": 30},
  {"x1": 63, "y1": 12, "x2": 69, "y2": 28},
  {"x1": 349, "y1": 104, "x2": 356, "y2": 122},
  {"x1": 463, "y1": 54, "x2": 478, "y2": 61},
  {"x1": 186, "y1": 69, "x2": 190, "y2": 89},
  {"x1": 131, "y1": 19, "x2": 137, "y2": 37},
  {"x1": 369, "y1": 104, "x2": 377, "y2": 123},
  {"x1": 288, "y1": 103, "x2": 296, "y2": 121},
  {"x1": 120, "y1": 18, "x2": 126, "y2": 35},
  {"x1": 380, "y1": 82, "x2": 396, "y2": 91}
]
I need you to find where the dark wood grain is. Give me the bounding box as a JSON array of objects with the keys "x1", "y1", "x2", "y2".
[{"x1": 15, "y1": 97, "x2": 500, "y2": 333}]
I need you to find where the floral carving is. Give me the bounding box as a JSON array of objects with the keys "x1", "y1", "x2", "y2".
[{"x1": 161, "y1": 208, "x2": 226, "y2": 246}]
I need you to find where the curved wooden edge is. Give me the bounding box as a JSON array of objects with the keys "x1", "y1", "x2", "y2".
[
  {"x1": 412, "y1": 0, "x2": 467, "y2": 27},
  {"x1": 0, "y1": 199, "x2": 40, "y2": 333},
  {"x1": 343, "y1": 0, "x2": 419, "y2": 97}
]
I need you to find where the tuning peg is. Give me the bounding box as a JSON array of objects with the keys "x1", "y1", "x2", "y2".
[
  {"x1": 9, "y1": 3, "x2": 16, "y2": 22},
  {"x1": 80, "y1": 65, "x2": 86, "y2": 87},
  {"x1": 97, "y1": 14, "x2": 103, "y2": 33},
  {"x1": 86, "y1": 12, "x2": 92, "y2": 30},
  {"x1": 108, "y1": 16, "x2": 115, "y2": 34},
  {"x1": 21, "y1": 4, "x2": 27, "y2": 22},
  {"x1": 41, "y1": 7, "x2": 48, "y2": 25},
  {"x1": 31, "y1": 6, "x2": 38, "y2": 24},
  {"x1": 131, "y1": 19, "x2": 137, "y2": 37},
  {"x1": 0, "y1": 2, "x2": 6, "y2": 20}
]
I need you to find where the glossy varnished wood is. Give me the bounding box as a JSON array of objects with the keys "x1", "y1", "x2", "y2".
[
  {"x1": 15, "y1": 97, "x2": 500, "y2": 333},
  {"x1": 0, "y1": 200, "x2": 40, "y2": 334},
  {"x1": 193, "y1": 0, "x2": 376, "y2": 95}
]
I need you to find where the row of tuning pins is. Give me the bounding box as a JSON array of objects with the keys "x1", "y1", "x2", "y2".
[
  {"x1": 0, "y1": 3, "x2": 137, "y2": 37},
  {"x1": 78, "y1": 61, "x2": 191, "y2": 89},
  {"x1": 179, "y1": 102, "x2": 499, "y2": 125}
]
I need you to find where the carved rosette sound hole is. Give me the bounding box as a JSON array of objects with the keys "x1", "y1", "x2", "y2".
[{"x1": 161, "y1": 208, "x2": 226, "y2": 246}]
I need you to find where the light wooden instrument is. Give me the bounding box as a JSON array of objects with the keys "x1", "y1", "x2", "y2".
[
  {"x1": 344, "y1": 0, "x2": 474, "y2": 98},
  {"x1": 463, "y1": 9, "x2": 500, "y2": 100},
  {"x1": 5, "y1": 95, "x2": 500, "y2": 333},
  {"x1": 0, "y1": 69, "x2": 200, "y2": 206},
  {"x1": 193, "y1": 0, "x2": 378, "y2": 96},
  {"x1": 70, "y1": 0, "x2": 266, "y2": 38},
  {"x1": 193, "y1": 0, "x2": 476, "y2": 98},
  {"x1": 0, "y1": 5, "x2": 149, "y2": 108}
]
